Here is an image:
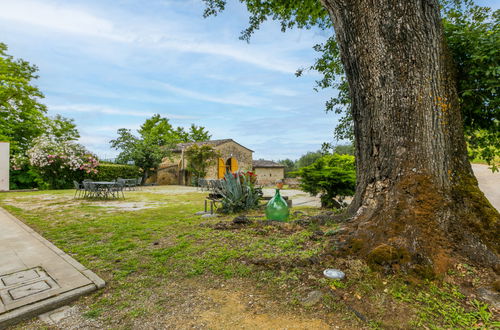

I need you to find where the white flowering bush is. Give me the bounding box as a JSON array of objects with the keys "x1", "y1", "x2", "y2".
[
  {"x1": 27, "y1": 135, "x2": 99, "y2": 188},
  {"x1": 11, "y1": 154, "x2": 28, "y2": 171}
]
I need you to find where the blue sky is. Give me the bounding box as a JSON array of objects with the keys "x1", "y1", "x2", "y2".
[{"x1": 1, "y1": 0, "x2": 498, "y2": 161}]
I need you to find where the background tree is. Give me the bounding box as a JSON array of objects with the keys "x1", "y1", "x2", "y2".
[
  {"x1": 333, "y1": 144, "x2": 355, "y2": 155},
  {"x1": 174, "y1": 124, "x2": 212, "y2": 143},
  {"x1": 110, "y1": 115, "x2": 211, "y2": 183},
  {"x1": 111, "y1": 115, "x2": 176, "y2": 183},
  {"x1": 203, "y1": 0, "x2": 499, "y2": 275},
  {"x1": 296, "y1": 150, "x2": 323, "y2": 168},
  {"x1": 277, "y1": 158, "x2": 297, "y2": 177},
  {"x1": 0, "y1": 42, "x2": 47, "y2": 154},
  {"x1": 1, "y1": 43, "x2": 83, "y2": 188},
  {"x1": 320, "y1": 142, "x2": 355, "y2": 155},
  {"x1": 185, "y1": 144, "x2": 220, "y2": 185},
  {"x1": 187, "y1": 124, "x2": 211, "y2": 142},
  {"x1": 442, "y1": 1, "x2": 499, "y2": 169},
  {"x1": 302, "y1": 1, "x2": 499, "y2": 168},
  {"x1": 44, "y1": 114, "x2": 80, "y2": 142}
]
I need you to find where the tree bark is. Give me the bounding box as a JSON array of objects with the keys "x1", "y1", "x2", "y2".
[{"x1": 320, "y1": 0, "x2": 499, "y2": 275}]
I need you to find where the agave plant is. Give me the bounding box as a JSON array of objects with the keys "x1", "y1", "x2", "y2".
[{"x1": 219, "y1": 172, "x2": 261, "y2": 214}]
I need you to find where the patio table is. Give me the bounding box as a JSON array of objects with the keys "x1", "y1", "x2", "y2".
[{"x1": 90, "y1": 181, "x2": 123, "y2": 199}]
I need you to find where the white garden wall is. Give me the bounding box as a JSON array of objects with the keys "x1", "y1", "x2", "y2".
[{"x1": 0, "y1": 142, "x2": 9, "y2": 191}]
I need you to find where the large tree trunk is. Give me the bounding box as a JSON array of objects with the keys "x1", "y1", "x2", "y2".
[{"x1": 320, "y1": 0, "x2": 499, "y2": 275}]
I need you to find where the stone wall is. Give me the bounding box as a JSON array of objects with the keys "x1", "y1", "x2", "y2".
[
  {"x1": 160, "y1": 153, "x2": 182, "y2": 168},
  {"x1": 156, "y1": 141, "x2": 253, "y2": 184},
  {"x1": 206, "y1": 141, "x2": 253, "y2": 179},
  {"x1": 284, "y1": 177, "x2": 301, "y2": 188},
  {"x1": 156, "y1": 165, "x2": 179, "y2": 185},
  {"x1": 254, "y1": 167, "x2": 285, "y2": 186}
]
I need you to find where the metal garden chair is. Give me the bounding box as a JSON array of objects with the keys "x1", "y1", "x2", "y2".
[
  {"x1": 110, "y1": 181, "x2": 125, "y2": 199},
  {"x1": 73, "y1": 180, "x2": 84, "y2": 198}
]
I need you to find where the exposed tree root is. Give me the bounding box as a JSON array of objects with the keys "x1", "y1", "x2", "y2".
[{"x1": 338, "y1": 174, "x2": 500, "y2": 277}]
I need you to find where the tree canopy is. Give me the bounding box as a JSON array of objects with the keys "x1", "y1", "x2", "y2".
[
  {"x1": 203, "y1": 1, "x2": 499, "y2": 167},
  {"x1": 45, "y1": 114, "x2": 80, "y2": 142},
  {"x1": 175, "y1": 124, "x2": 211, "y2": 143},
  {"x1": 442, "y1": 1, "x2": 499, "y2": 167},
  {"x1": 277, "y1": 158, "x2": 296, "y2": 177},
  {"x1": 1, "y1": 43, "x2": 82, "y2": 188},
  {"x1": 0, "y1": 42, "x2": 47, "y2": 153},
  {"x1": 110, "y1": 114, "x2": 211, "y2": 181},
  {"x1": 185, "y1": 144, "x2": 220, "y2": 184},
  {"x1": 296, "y1": 150, "x2": 323, "y2": 168}
]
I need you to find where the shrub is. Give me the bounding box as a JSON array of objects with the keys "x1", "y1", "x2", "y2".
[
  {"x1": 185, "y1": 144, "x2": 220, "y2": 185},
  {"x1": 26, "y1": 136, "x2": 98, "y2": 189},
  {"x1": 219, "y1": 172, "x2": 261, "y2": 214},
  {"x1": 9, "y1": 168, "x2": 44, "y2": 190},
  {"x1": 233, "y1": 171, "x2": 258, "y2": 185},
  {"x1": 295, "y1": 154, "x2": 356, "y2": 208},
  {"x1": 87, "y1": 164, "x2": 142, "y2": 182}
]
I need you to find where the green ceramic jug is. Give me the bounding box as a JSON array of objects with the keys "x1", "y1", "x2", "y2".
[{"x1": 265, "y1": 189, "x2": 289, "y2": 221}]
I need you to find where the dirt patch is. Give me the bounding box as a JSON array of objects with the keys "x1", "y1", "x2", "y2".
[
  {"x1": 199, "y1": 289, "x2": 332, "y2": 329},
  {"x1": 2, "y1": 195, "x2": 78, "y2": 210},
  {"x1": 92, "y1": 201, "x2": 167, "y2": 211},
  {"x1": 203, "y1": 217, "x2": 303, "y2": 235},
  {"x1": 37, "y1": 305, "x2": 103, "y2": 329},
  {"x1": 143, "y1": 186, "x2": 201, "y2": 195},
  {"x1": 77, "y1": 278, "x2": 356, "y2": 329},
  {"x1": 2, "y1": 194, "x2": 170, "y2": 212}
]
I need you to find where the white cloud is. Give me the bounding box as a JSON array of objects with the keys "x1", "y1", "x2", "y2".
[
  {"x1": 153, "y1": 39, "x2": 300, "y2": 74},
  {"x1": 49, "y1": 104, "x2": 197, "y2": 119},
  {"x1": 0, "y1": 0, "x2": 307, "y2": 74},
  {"x1": 158, "y1": 82, "x2": 267, "y2": 107},
  {"x1": 91, "y1": 124, "x2": 141, "y2": 132},
  {"x1": 0, "y1": 0, "x2": 130, "y2": 42},
  {"x1": 268, "y1": 87, "x2": 298, "y2": 97},
  {"x1": 77, "y1": 135, "x2": 108, "y2": 145},
  {"x1": 270, "y1": 105, "x2": 298, "y2": 113}
]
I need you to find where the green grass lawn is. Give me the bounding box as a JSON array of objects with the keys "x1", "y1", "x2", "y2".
[{"x1": 0, "y1": 187, "x2": 497, "y2": 329}]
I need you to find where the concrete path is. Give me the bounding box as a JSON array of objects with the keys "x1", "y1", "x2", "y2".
[
  {"x1": 263, "y1": 164, "x2": 499, "y2": 210},
  {"x1": 262, "y1": 188, "x2": 321, "y2": 207},
  {"x1": 0, "y1": 208, "x2": 104, "y2": 328},
  {"x1": 472, "y1": 164, "x2": 500, "y2": 211}
]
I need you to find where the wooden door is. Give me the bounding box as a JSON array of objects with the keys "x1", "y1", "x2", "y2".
[
  {"x1": 230, "y1": 158, "x2": 238, "y2": 172},
  {"x1": 218, "y1": 158, "x2": 225, "y2": 179}
]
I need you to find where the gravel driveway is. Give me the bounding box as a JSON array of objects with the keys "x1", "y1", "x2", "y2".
[
  {"x1": 263, "y1": 164, "x2": 499, "y2": 210},
  {"x1": 472, "y1": 164, "x2": 500, "y2": 211}
]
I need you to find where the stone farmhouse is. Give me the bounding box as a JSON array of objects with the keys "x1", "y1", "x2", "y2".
[
  {"x1": 155, "y1": 139, "x2": 252, "y2": 185},
  {"x1": 252, "y1": 160, "x2": 285, "y2": 185},
  {"x1": 153, "y1": 139, "x2": 284, "y2": 186}
]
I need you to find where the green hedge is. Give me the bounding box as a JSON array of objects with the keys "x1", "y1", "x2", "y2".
[{"x1": 86, "y1": 164, "x2": 142, "y2": 181}]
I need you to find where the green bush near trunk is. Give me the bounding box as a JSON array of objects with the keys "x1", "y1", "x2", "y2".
[{"x1": 295, "y1": 154, "x2": 356, "y2": 208}]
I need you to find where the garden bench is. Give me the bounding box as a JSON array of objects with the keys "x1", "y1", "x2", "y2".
[{"x1": 204, "y1": 180, "x2": 224, "y2": 213}]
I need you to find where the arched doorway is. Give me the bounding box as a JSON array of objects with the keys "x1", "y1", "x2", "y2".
[
  {"x1": 226, "y1": 157, "x2": 238, "y2": 173},
  {"x1": 218, "y1": 158, "x2": 239, "y2": 179}
]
